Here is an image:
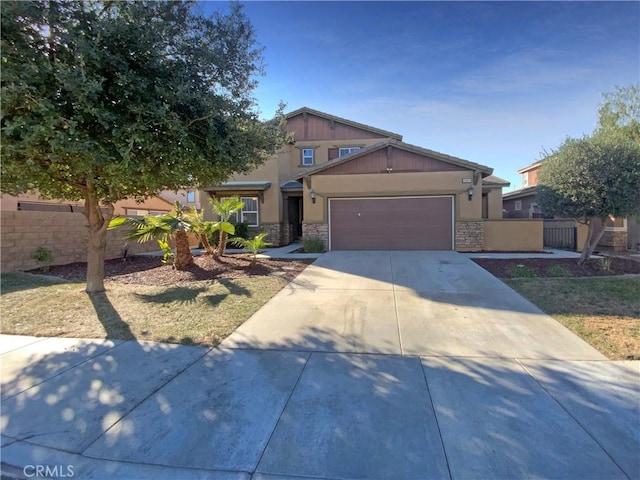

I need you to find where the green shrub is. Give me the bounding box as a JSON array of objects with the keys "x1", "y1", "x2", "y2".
[
  {"x1": 302, "y1": 236, "x2": 325, "y2": 253},
  {"x1": 31, "y1": 246, "x2": 53, "y2": 271},
  {"x1": 232, "y1": 222, "x2": 250, "y2": 240},
  {"x1": 157, "y1": 239, "x2": 175, "y2": 267},
  {"x1": 229, "y1": 233, "x2": 272, "y2": 266},
  {"x1": 208, "y1": 229, "x2": 220, "y2": 248},
  {"x1": 599, "y1": 257, "x2": 612, "y2": 272},
  {"x1": 509, "y1": 264, "x2": 537, "y2": 278},
  {"x1": 546, "y1": 265, "x2": 568, "y2": 277}
]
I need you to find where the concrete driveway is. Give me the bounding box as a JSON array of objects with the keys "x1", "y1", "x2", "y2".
[{"x1": 1, "y1": 251, "x2": 638, "y2": 480}]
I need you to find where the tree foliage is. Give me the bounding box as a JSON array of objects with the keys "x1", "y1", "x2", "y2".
[
  {"x1": 209, "y1": 195, "x2": 244, "y2": 256},
  {"x1": 537, "y1": 135, "x2": 640, "y2": 263},
  {"x1": 537, "y1": 84, "x2": 640, "y2": 263},
  {"x1": 597, "y1": 84, "x2": 640, "y2": 143},
  {"x1": 1, "y1": 1, "x2": 287, "y2": 291}
]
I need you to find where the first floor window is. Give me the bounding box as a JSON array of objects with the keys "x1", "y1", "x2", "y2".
[
  {"x1": 302, "y1": 148, "x2": 314, "y2": 166},
  {"x1": 514, "y1": 200, "x2": 522, "y2": 211},
  {"x1": 338, "y1": 147, "x2": 361, "y2": 157},
  {"x1": 187, "y1": 191, "x2": 196, "y2": 203},
  {"x1": 239, "y1": 196, "x2": 259, "y2": 226}
]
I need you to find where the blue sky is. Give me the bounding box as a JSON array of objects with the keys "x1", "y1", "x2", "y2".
[{"x1": 202, "y1": 1, "x2": 639, "y2": 190}]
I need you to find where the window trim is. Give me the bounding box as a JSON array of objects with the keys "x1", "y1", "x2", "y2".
[
  {"x1": 301, "y1": 148, "x2": 314, "y2": 166},
  {"x1": 239, "y1": 196, "x2": 259, "y2": 227},
  {"x1": 338, "y1": 147, "x2": 361, "y2": 158}
]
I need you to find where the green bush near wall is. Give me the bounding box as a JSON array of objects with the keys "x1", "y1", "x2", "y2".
[{"x1": 302, "y1": 236, "x2": 325, "y2": 253}]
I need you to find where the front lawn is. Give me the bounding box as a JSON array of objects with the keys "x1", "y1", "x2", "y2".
[
  {"x1": 1, "y1": 255, "x2": 310, "y2": 346},
  {"x1": 505, "y1": 276, "x2": 640, "y2": 360}
]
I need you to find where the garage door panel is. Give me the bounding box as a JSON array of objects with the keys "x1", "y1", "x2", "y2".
[{"x1": 329, "y1": 197, "x2": 453, "y2": 251}]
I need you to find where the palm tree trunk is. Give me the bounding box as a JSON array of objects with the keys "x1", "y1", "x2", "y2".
[
  {"x1": 174, "y1": 230, "x2": 194, "y2": 270},
  {"x1": 218, "y1": 231, "x2": 228, "y2": 256},
  {"x1": 200, "y1": 234, "x2": 215, "y2": 255}
]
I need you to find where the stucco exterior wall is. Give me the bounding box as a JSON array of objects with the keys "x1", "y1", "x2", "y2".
[
  {"x1": 485, "y1": 188, "x2": 504, "y2": 219},
  {"x1": 0, "y1": 193, "x2": 84, "y2": 212},
  {"x1": 484, "y1": 219, "x2": 543, "y2": 251}
]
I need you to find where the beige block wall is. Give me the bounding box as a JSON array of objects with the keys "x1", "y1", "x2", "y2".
[
  {"x1": 484, "y1": 219, "x2": 544, "y2": 251},
  {"x1": 304, "y1": 171, "x2": 482, "y2": 223},
  {"x1": 1, "y1": 211, "x2": 159, "y2": 272}
]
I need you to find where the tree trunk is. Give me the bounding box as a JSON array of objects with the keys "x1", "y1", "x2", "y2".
[
  {"x1": 174, "y1": 230, "x2": 194, "y2": 270},
  {"x1": 200, "y1": 234, "x2": 215, "y2": 255},
  {"x1": 84, "y1": 185, "x2": 114, "y2": 293},
  {"x1": 578, "y1": 217, "x2": 607, "y2": 265},
  {"x1": 217, "y1": 231, "x2": 228, "y2": 256}
]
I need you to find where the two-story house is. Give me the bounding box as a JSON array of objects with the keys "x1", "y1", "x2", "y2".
[
  {"x1": 202, "y1": 107, "x2": 509, "y2": 251},
  {"x1": 502, "y1": 161, "x2": 543, "y2": 219}
]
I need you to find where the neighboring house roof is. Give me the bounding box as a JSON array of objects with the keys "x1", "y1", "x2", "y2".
[
  {"x1": 286, "y1": 107, "x2": 403, "y2": 141},
  {"x1": 482, "y1": 175, "x2": 510, "y2": 187},
  {"x1": 517, "y1": 160, "x2": 543, "y2": 174},
  {"x1": 293, "y1": 138, "x2": 493, "y2": 180},
  {"x1": 203, "y1": 181, "x2": 272, "y2": 192},
  {"x1": 502, "y1": 185, "x2": 539, "y2": 200}
]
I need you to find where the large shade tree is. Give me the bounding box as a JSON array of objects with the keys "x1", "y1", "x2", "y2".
[
  {"x1": 1, "y1": 1, "x2": 287, "y2": 292},
  {"x1": 538, "y1": 85, "x2": 640, "y2": 264},
  {"x1": 537, "y1": 134, "x2": 640, "y2": 264}
]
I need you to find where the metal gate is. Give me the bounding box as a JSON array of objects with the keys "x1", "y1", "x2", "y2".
[{"x1": 543, "y1": 225, "x2": 577, "y2": 249}]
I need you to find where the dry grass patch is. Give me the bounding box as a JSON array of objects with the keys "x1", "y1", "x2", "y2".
[
  {"x1": 505, "y1": 277, "x2": 640, "y2": 360},
  {"x1": 1, "y1": 272, "x2": 291, "y2": 346}
]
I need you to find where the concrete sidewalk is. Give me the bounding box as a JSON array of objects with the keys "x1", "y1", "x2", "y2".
[{"x1": 2, "y1": 251, "x2": 638, "y2": 480}]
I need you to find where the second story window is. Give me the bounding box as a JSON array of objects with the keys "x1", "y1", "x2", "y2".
[
  {"x1": 187, "y1": 191, "x2": 196, "y2": 203},
  {"x1": 339, "y1": 147, "x2": 361, "y2": 157},
  {"x1": 302, "y1": 148, "x2": 314, "y2": 166},
  {"x1": 522, "y1": 172, "x2": 529, "y2": 187}
]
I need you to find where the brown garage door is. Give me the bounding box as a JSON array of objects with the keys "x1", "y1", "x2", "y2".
[{"x1": 329, "y1": 196, "x2": 453, "y2": 250}]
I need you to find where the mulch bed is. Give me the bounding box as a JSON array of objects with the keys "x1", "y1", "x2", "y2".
[
  {"x1": 472, "y1": 256, "x2": 640, "y2": 278},
  {"x1": 38, "y1": 254, "x2": 313, "y2": 286}
]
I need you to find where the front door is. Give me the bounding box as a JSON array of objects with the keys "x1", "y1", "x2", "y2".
[{"x1": 288, "y1": 196, "x2": 303, "y2": 239}]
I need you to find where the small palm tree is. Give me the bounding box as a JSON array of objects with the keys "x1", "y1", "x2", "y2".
[
  {"x1": 209, "y1": 196, "x2": 244, "y2": 256},
  {"x1": 229, "y1": 233, "x2": 272, "y2": 266},
  {"x1": 186, "y1": 206, "x2": 233, "y2": 256},
  {"x1": 109, "y1": 202, "x2": 195, "y2": 270}
]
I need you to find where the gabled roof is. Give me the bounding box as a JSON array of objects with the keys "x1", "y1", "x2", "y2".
[
  {"x1": 517, "y1": 160, "x2": 543, "y2": 174},
  {"x1": 502, "y1": 185, "x2": 539, "y2": 199},
  {"x1": 280, "y1": 180, "x2": 302, "y2": 191},
  {"x1": 286, "y1": 107, "x2": 403, "y2": 141},
  {"x1": 482, "y1": 175, "x2": 510, "y2": 187},
  {"x1": 294, "y1": 138, "x2": 493, "y2": 179}
]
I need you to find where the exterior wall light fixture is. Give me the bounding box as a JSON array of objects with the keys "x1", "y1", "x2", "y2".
[
  {"x1": 310, "y1": 189, "x2": 316, "y2": 204},
  {"x1": 467, "y1": 186, "x2": 474, "y2": 201}
]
